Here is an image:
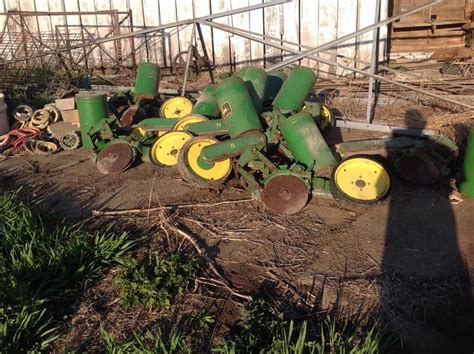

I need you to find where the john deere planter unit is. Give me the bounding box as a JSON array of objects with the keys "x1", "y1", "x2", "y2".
[
  {"x1": 82, "y1": 116, "x2": 135, "y2": 174},
  {"x1": 170, "y1": 65, "x2": 458, "y2": 214},
  {"x1": 172, "y1": 66, "x2": 338, "y2": 214},
  {"x1": 77, "y1": 62, "x2": 200, "y2": 174},
  {"x1": 106, "y1": 62, "x2": 194, "y2": 126}
]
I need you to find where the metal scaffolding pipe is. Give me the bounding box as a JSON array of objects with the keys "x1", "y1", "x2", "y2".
[
  {"x1": 366, "y1": 0, "x2": 381, "y2": 123},
  {"x1": 201, "y1": 21, "x2": 474, "y2": 110}
]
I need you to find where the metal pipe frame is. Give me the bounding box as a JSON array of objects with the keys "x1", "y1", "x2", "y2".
[
  {"x1": 366, "y1": 0, "x2": 381, "y2": 123},
  {"x1": 0, "y1": 10, "x2": 131, "y2": 16},
  {"x1": 0, "y1": 9, "x2": 136, "y2": 73},
  {"x1": 181, "y1": 23, "x2": 196, "y2": 96},
  {"x1": 200, "y1": 19, "x2": 472, "y2": 93},
  {"x1": 200, "y1": 19, "x2": 474, "y2": 110},
  {"x1": 196, "y1": 22, "x2": 215, "y2": 84},
  {"x1": 2, "y1": 0, "x2": 290, "y2": 65}
]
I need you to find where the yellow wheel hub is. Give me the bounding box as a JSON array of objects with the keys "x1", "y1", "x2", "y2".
[
  {"x1": 183, "y1": 137, "x2": 231, "y2": 181},
  {"x1": 334, "y1": 157, "x2": 390, "y2": 202},
  {"x1": 150, "y1": 131, "x2": 192, "y2": 166},
  {"x1": 173, "y1": 114, "x2": 208, "y2": 131},
  {"x1": 320, "y1": 105, "x2": 333, "y2": 130},
  {"x1": 160, "y1": 97, "x2": 193, "y2": 118}
]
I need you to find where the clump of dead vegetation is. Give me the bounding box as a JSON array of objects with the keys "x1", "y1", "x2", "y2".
[
  {"x1": 0, "y1": 65, "x2": 90, "y2": 111},
  {"x1": 426, "y1": 111, "x2": 474, "y2": 149}
]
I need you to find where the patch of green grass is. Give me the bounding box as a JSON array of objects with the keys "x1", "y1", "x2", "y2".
[
  {"x1": 189, "y1": 309, "x2": 215, "y2": 332},
  {"x1": 100, "y1": 309, "x2": 214, "y2": 352},
  {"x1": 101, "y1": 325, "x2": 187, "y2": 354},
  {"x1": 0, "y1": 307, "x2": 58, "y2": 352},
  {"x1": 214, "y1": 299, "x2": 395, "y2": 354},
  {"x1": 0, "y1": 191, "x2": 135, "y2": 352},
  {"x1": 100, "y1": 297, "x2": 391, "y2": 353},
  {"x1": 114, "y1": 252, "x2": 202, "y2": 310}
]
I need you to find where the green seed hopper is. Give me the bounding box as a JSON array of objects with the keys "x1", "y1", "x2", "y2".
[
  {"x1": 76, "y1": 91, "x2": 108, "y2": 149},
  {"x1": 134, "y1": 62, "x2": 160, "y2": 102}
]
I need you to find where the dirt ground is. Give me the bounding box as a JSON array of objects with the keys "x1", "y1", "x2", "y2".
[{"x1": 1, "y1": 110, "x2": 474, "y2": 352}]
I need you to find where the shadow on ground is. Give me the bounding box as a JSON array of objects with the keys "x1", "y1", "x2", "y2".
[{"x1": 381, "y1": 111, "x2": 473, "y2": 353}]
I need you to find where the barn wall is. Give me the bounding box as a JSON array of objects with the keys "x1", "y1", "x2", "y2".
[
  {"x1": 0, "y1": 0, "x2": 390, "y2": 77},
  {"x1": 390, "y1": 0, "x2": 472, "y2": 60}
]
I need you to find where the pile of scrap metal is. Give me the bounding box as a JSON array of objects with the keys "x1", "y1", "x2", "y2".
[
  {"x1": 83, "y1": 62, "x2": 459, "y2": 214},
  {"x1": 440, "y1": 58, "x2": 474, "y2": 77},
  {"x1": 0, "y1": 98, "x2": 80, "y2": 160}
]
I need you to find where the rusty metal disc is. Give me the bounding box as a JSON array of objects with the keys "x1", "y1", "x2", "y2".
[
  {"x1": 96, "y1": 142, "x2": 133, "y2": 174},
  {"x1": 120, "y1": 106, "x2": 146, "y2": 127},
  {"x1": 395, "y1": 154, "x2": 440, "y2": 185},
  {"x1": 261, "y1": 174, "x2": 309, "y2": 215}
]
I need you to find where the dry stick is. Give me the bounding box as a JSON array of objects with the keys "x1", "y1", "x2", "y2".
[
  {"x1": 92, "y1": 198, "x2": 254, "y2": 216},
  {"x1": 146, "y1": 170, "x2": 158, "y2": 221},
  {"x1": 166, "y1": 221, "x2": 253, "y2": 302},
  {"x1": 48, "y1": 158, "x2": 89, "y2": 172}
]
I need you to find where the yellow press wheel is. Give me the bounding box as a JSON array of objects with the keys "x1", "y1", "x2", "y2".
[
  {"x1": 177, "y1": 136, "x2": 232, "y2": 188},
  {"x1": 173, "y1": 114, "x2": 208, "y2": 131},
  {"x1": 330, "y1": 155, "x2": 391, "y2": 204},
  {"x1": 160, "y1": 96, "x2": 193, "y2": 118},
  {"x1": 149, "y1": 131, "x2": 193, "y2": 167},
  {"x1": 320, "y1": 105, "x2": 333, "y2": 131}
]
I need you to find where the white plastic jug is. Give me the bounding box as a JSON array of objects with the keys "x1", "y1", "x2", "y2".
[{"x1": 0, "y1": 94, "x2": 8, "y2": 135}]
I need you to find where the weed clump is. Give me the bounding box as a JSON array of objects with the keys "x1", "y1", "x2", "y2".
[{"x1": 114, "y1": 252, "x2": 202, "y2": 310}]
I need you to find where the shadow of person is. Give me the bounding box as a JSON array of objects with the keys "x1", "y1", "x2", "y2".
[{"x1": 381, "y1": 109, "x2": 473, "y2": 353}]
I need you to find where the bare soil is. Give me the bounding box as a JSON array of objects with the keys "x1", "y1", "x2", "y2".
[{"x1": 1, "y1": 105, "x2": 474, "y2": 352}]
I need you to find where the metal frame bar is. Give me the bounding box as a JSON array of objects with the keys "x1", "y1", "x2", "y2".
[
  {"x1": 366, "y1": 0, "x2": 381, "y2": 123},
  {"x1": 335, "y1": 120, "x2": 436, "y2": 136},
  {"x1": 196, "y1": 22, "x2": 215, "y2": 84},
  {"x1": 200, "y1": 19, "x2": 474, "y2": 111},
  {"x1": 181, "y1": 23, "x2": 197, "y2": 96},
  {"x1": 0, "y1": 10, "x2": 131, "y2": 16}
]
